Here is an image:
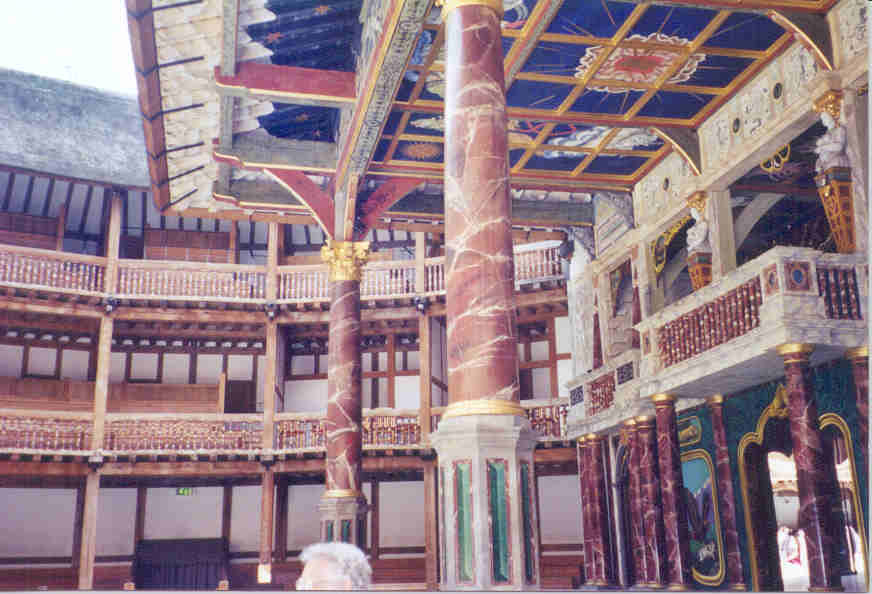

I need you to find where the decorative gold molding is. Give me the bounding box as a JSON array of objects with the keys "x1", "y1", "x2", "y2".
[
  {"x1": 845, "y1": 346, "x2": 869, "y2": 360},
  {"x1": 437, "y1": 0, "x2": 503, "y2": 18},
  {"x1": 813, "y1": 90, "x2": 843, "y2": 120},
  {"x1": 682, "y1": 449, "x2": 726, "y2": 587},
  {"x1": 651, "y1": 393, "x2": 677, "y2": 405},
  {"x1": 760, "y1": 144, "x2": 790, "y2": 175},
  {"x1": 634, "y1": 414, "x2": 654, "y2": 424},
  {"x1": 323, "y1": 489, "x2": 361, "y2": 499},
  {"x1": 623, "y1": 418, "x2": 637, "y2": 427},
  {"x1": 321, "y1": 240, "x2": 370, "y2": 281},
  {"x1": 441, "y1": 398, "x2": 526, "y2": 418},
  {"x1": 707, "y1": 394, "x2": 724, "y2": 404},
  {"x1": 776, "y1": 343, "x2": 814, "y2": 362},
  {"x1": 651, "y1": 215, "x2": 693, "y2": 276}
]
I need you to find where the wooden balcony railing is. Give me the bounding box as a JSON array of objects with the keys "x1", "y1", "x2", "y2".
[
  {"x1": 429, "y1": 401, "x2": 568, "y2": 440},
  {"x1": 274, "y1": 414, "x2": 325, "y2": 450},
  {"x1": 104, "y1": 414, "x2": 263, "y2": 453},
  {"x1": 117, "y1": 261, "x2": 267, "y2": 302},
  {"x1": 0, "y1": 246, "x2": 105, "y2": 295},
  {"x1": 817, "y1": 265, "x2": 863, "y2": 320},
  {"x1": 0, "y1": 244, "x2": 563, "y2": 305},
  {"x1": 363, "y1": 410, "x2": 421, "y2": 447},
  {"x1": 0, "y1": 409, "x2": 93, "y2": 451},
  {"x1": 565, "y1": 349, "x2": 640, "y2": 421}
]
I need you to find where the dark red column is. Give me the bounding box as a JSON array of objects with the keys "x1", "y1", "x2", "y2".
[
  {"x1": 588, "y1": 434, "x2": 615, "y2": 586},
  {"x1": 846, "y1": 346, "x2": 868, "y2": 450},
  {"x1": 707, "y1": 395, "x2": 746, "y2": 590},
  {"x1": 624, "y1": 419, "x2": 647, "y2": 587},
  {"x1": 776, "y1": 344, "x2": 842, "y2": 591},
  {"x1": 652, "y1": 393, "x2": 692, "y2": 589},
  {"x1": 636, "y1": 415, "x2": 666, "y2": 587},
  {"x1": 442, "y1": 0, "x2": 520, "y2": 417},
  {"x1": 578, "y1": 437, "x2": 594, "y2": 585}
]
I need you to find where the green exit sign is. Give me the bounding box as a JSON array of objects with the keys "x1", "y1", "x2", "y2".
[{"x1": 176, "y1": 487, "x2": 194, "y2": 496}]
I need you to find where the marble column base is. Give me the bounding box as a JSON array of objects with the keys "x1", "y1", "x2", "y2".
[
  {"x1": 318, "y1": 494, "x2": 369, "y2": 548},
  {"x1": 430, "y1": 414, "x2": 539, "y2": 590}
]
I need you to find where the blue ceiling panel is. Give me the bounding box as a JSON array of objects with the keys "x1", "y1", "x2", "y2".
[
  {"x1": 405, "y1": 113, "x2": 445, "y2": 136},
  {"x1": 546, "y1": 0, "x2": 637, "y2": 38},
  {"x1": 383, "y1": 111, "x2": 404, "y2": 136},
  {"x1": 569, "y1": 89, "x2": 645, "y2": 115},
  {"x1": 636, "y1": 90, "x2": 714, "y2": 119},
  {"x1": 395, "y1": 140, "x2": 444, "y2": 162},
  {"x1": 509, "y1": 149, "x2": 527, "y2": 168},
  {"x1": 628, "y1": 4, "x2": 718, "y2": 40},
  {"x1": 677, "y1": 54, "x2": 754, "y2": 88},
  {"x1": 584, "y1": 155, "x2": 648, "y2": 176},
  {"x1": 372, "y1": 139, "x2": 392, "y2": 163},
  {"x1": 544, "y1": 123, "x2": 599, "y2": 145},
  {"x1": 524, "y1": 151, "x2": 586, "y2": 172},
  {"x1": 506, "y1": 80, "x2": 574, "y2": 110},
  {"x1": 410, "y1": 30, "x2": 436, "y2": 66},
  {"x1": 520, "y1": 42, "x2": 590, "y2": 76},
  {"x1": 704, "y1": 13, "x2": 786, "y2": 51}
]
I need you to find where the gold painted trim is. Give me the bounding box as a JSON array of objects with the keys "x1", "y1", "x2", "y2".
[
  {"x1": 819, "y1": 413, "x2": 868, "y2": 591},
  {"x1": 682, "y1": 449, "x2": 726, "y2": 587},
  {"x1": 776, "y1": 343, "x2": 814, "y2": 359},
  {"x1": 437, "y1": 0, "x2": 503, "y2": 19},
  {"x1": 634, "y1": 415, "x2": 654, "y2": 424},
  {"x1": 441, "y1": 399, "x2": 526, "y2": 418},
  {"x1": 623, "y1": 418, "x2": 637, "y2": 427},
  {"x1": 323, "y1": 489, "x2": 361, "y2": 499},
  {"x1": 678, "y1": 416, "x2": 702, "y2": 447},
  {"x1": 707, "y1": 395, "x2": 725, "y2": 404},
  {"x1": 215, "y1": 80, "x2": 356, "y2": 104},
  {"x1": 651, "y1": 393, "x2": 677, "y2": 404},
  {"x1": 767, "y1": 11, "x2": 833, "y2": 71},
  {"x1": 813, "y1": 90, "x2": 843, "y2": 120},
  {"x1": 651, "y1": 129, "x2": 701, "y2": 177},
  {"x1": 213, "y1": 149, "x2": 336, "y2": 174},
  {"x1": 321, "y1": 240, "x2": 371, "y2": 281},
  {"x1": 845, "y1": 346, "x2": 868, "y2": 360}
]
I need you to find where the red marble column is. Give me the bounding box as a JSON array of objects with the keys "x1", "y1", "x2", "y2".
[
  {"x1": 707, "y1": 395, "x2": 746, "y2": 590},
  {"x1": 652, "y1": 393, "x2": 692, "y2": 589},
  {"x1": 776, "y1": 344, "x2": 842, "y2": 591},
  {"x1": 443, "y1": 0, "x2": 520, "y2": 415},
  {"x1": 578, "y1": 437, "x2": 594, "y2": 585},
  {"x1": 846, "y1": 346, "x2": 868, "y2": 450},
  {"x1": 325, "y1": 277, "x2": 363, "y2": 494},
  {"x1": 588, "y1": 434, "x2": 615, "y2": 586},
  {"x1": 636, "y1": 415, "x2": 666, "y2": 588},
  {"x1": 624, "y1": 419, "x2": 647, "y2": 586}
]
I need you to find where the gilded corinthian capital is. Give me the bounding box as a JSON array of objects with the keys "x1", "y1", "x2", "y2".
[{"x1": 321, "y1": 240, "x2": 370, "y2": 281}]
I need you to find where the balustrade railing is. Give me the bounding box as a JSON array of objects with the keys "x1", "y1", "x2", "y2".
[
  {"x1": 0, "y1": 411, "x2": 93, "y2": 451},
  {"x1": 362, "y1": 261, "x2": 416, "y2": 299},
  {"x1": 274, "y1": 416, "x2": 325, "y2": 450},
  {"x1": 425, "y1": 258, "x2": 444, "y2": 294},
  {"x1": 278, "y1": 265, "x2": 328, "y2": 302},
  {"x1": 104, "y1": 414, "x2": 263, "y2": 452},
  {"x1": 363, "y1": 411, "x2": 421, "y2": 446},
  {"x1": 515, "y1": 245, "x2": 562, "y2": 285},
  {"x1": 117, "y1": 261, "x2": 266, "y2": 301},
  {"x1": 525, "y1": 401, "x2": 568, "y2": 439},
  {"x1": 658, "y1": 277, "x2": 762, "y2": 368},
  {"x1": 817, "y1": 265, "x2": 862, "y2": 320},
  {"x1": 0, "y1": 246, "x2": 105, "y2": 295}
]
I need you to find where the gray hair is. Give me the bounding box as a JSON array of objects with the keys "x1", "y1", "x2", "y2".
[{"x1": 299, "y1": 542, "x2": 372, "y2": 589}]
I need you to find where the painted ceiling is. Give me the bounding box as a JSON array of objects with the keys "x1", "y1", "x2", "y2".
[{"x1": 126, "y1": 0, "x2": 835, "y2": 237}]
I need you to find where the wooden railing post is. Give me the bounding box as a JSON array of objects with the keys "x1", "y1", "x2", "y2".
[
  {"x1": 415, "y1": 232, "x2": 426, "y2": 293},
  {"x1": 419, "y1": 315, "x2": 432, "y2": 439},
  {"x1": 105, "y1": 193, "x2": 123, "y2": 295}
]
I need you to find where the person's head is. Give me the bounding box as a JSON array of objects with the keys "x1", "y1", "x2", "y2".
[{"x1": 296, "y1": 542, "x2": 372, "y2": 590}]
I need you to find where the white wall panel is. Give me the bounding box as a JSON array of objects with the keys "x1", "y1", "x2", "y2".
[
  {"x1": 530, "y1": 341, "x2": 549, "y2": 361},
  {"x1": 0, "y1": 488, "x2": 75, "y2": 556},
  {"x1": 532, "y1": 367, "x2": 550, "y2": 398},
  {"x1": 256, "y1": 355, "x2": 265, "y2": 412},
  {"x1": 287, "y1": 484, "x2": 324, "y2": 550},
  {"x1": 129, "y1": 353, "x2": 158, "y2": 381},
  {"x1": 27, "y1": 346, "x2": 56, "y2": 377},
  {"x1": 227, "y1": 355, "x2": 253, "y2": 381},
  {"x1": 196, "y1": 354, "x2": 223, "y2": 384},
  {"x1": 555, "y1": 316, "x2": 572, "y2": 354},
  {"x1": 229, "y1": 486, "x2": 260, "y2": 553},
  {"x1": 291, "y1": 355, "x2": 315, "y2": 376},
  {"x1": 110, "y1": 352, "x2": 126, "y2": 382},
  {"x1": 144, "y1": 487, "x2": 221, "y2": 540},
  {"x1": 162, "y1": 353, "x2": 190, "y2": 384},
  {"x1": 538, "y1": 475, "x2": 582, "y2": 544},
  {"x1": 283, "y1": 379, "x2": 326, "y2": 413},
  {"x1": 378, "y1": 482, "x2": 425, "y2": 548},
  {"x1": 60, "y1": 349, "x2": 89, "y2": 381},
  {"x1": 96, "y1": 488, "x2": 137, "y2": 555},
  {"x1": 557, "y1": 358, "x2": 573, "y2": 398},
  {"x1": 0, "y1": 344, "x2": 23, "y2": 377},
  {"x1": 394, "y1": 376, "x2": 420, "y2": 410}
]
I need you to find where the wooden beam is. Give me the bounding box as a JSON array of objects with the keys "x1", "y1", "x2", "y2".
[
  {"x1": 71, "y1": 482, "x2": 85, "y2": 570},
  {"x1": 222, "y1": 483, "x2": 233, "y2": 543},
  {"x1": 274, "y1": 477, "x2": 289, "y2": 562},
  {"x1": 263, "y1": 169, "x2": 335, "y2": 240},
  {"x1": 548, "y1": 317, "x2": 559, "y2": 399},
  {"x1": 258, "y1": 469, "x2": 275, "y2": 576},
  {"x1": 214, "y1": 63, "x2": 356, "y2": 108},
  {"x1": 370, "y1": 480, "x2": 380, "y2": 561},
  {"x1": 262, "y1": 322, "x2": 278, "y2": 449},
  {"x1": 92, "y1": 315, "x2": 113, "y2": 450},
  {"x1": 423, "y1": 462, "x2": 438, "y2": 589},
  {"x1": 266, "y1": 222, "x2": 279, "y2": 302},
  {"x1": 356, "y1": 178, "x2": 426, "y2": 239},
  {"x1": 76, "y1": 472, "x2": 100, "y2": 589},
  {"x1": 105, "y1": 193, "x2": 123, "y2": 293},
  {"x1": 386, "y1": 334, "x2": 395, "y2": 408},
  {"x1": 134, "y1": 486, "x2": 147, "y2": 547}
]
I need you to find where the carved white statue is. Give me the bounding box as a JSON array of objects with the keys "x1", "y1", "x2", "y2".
[
  {"x1": 686, "y1": 207, "x2": 711, "y2": 253},
  {"x1": 814, "y1": 111, "x2": 850, "y2": 173}
]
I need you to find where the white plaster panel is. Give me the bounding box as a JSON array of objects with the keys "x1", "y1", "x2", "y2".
[
  {"x1": 227, "y1": 354, "x2": 253, "y2": 381},
  {"x1": 557, "y1": 358, "x2": 573, "y2": 398},
  {"x1": 531, "y1": 367, "x2": 550, "y2": 399},
  {"x1": 398, "y1": 350, "x2": 420, "y2": 371},
  {"x1": 538, "y1": 475, "x2": 582, "y2": 544},
  {"x1": 144, "y1": 487, "x2": 221, "y2": 539},
  {"x1": 283, "y1": 379, "x2": 326, "y2": 413},
  {"x1": 130, "y1": 353, "x2": 159, "y2": 381},
  {"x1": 517, "y1": 343, "x2": 526, "y2": 362},
  {"x1": 229, "y1": 485, "x2": 260, "y2": 553},
  {"x1": 60, "y1": 349, "x2": 89, "y2": 381},
  {"x1": 363, "y1": 352, "x2": 374, "y2": 373},
  {"x1": 834, "y1": 0, "x2": 868, "y2": 65},
  {"x1": 432, "y1": 384, "x2": 444, "y2": 408},
  {"x1": 162, "y1": 353, "x2": 190, "y2": 384},
  {"x1": 554, "y1": 316, "x2": 571, "y2": 355},
  {"x1": 530, "y1": 341, "x2": 549, "y2": 362},
  {"x1": 96, "y1": 488, "x2": 137, "y2": 556},
  {"x1": 291, "y1": 355, "x2": 315, "y2": 376},
  {"x1": 287, "y1": 484, "x2": 324, "y2": 550},
  {"x1": 256, "y1": 354, "x2": 265, "y2": 412},
  {"x1": 378, "y1": 481, "x2": 425, "y2": 548},
  {"x1": 196, "y1": 354, "x2": 223, "y2": 384},
  {"x1": 0, "y1": 344, "x2": 23, "y2": 377},
  {"x1": 0, "y1": 488, "x2": 75, "y2": 556},
  {"x1": 27, "y1": 347, "x2": 56, "y2": 377},
  {"x1": 110, "y1": 352, "x2": 126, "y2": 383},
  {"x1": 394, "y1": 375, "x2": 420, "y2": 410}
]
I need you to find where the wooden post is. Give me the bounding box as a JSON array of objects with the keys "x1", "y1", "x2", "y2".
[
  {"x1": 77, "y1": 471, "x2": 100, "y2": 589},
  {"x1": 56, "y1": 204, "x2": 67, "y2": 252},
  {"x1": 263, "y1": 323, "x2": 278, "y2": 449},
  {"x1": 386, "y1": 334, "x2": 396, "y2": 408},
  {"x1": 218, "y1": 372, "x2": 227, "y2": 414},
  {"x1": 274, "y1": 477, "x2": 289, "y2": 562},
  {"x1": 258, "y1": 469, "x2": 275, "y2": 583},
  {"x1": 71, "y1": 483, "x2": 85, "y2": 569},
  {"x1": 419, "y1": 316, "x2": 432, "y2": 438},
  {"x1": 105, "y1": 193, "x2": 123, "y2": 294},
  {"x1": 266, "y1": 222, "x2": 279, "y2": 302},
  {"x1": 415, "y1": 231, "x2": 426, "y2": 293},
  {"x1": 369, "y1": 480, "x2": 380, "y2": 560},
  {"x1": 228, "y1": 222, "x2": 238, "y2": 264},
  {"x1": 221, "y1": 483, "x2": 233, "y2": 543},
  {"x1": 423, "y1": 462, "x2": 438, "y2": 589},
  {"x1": 134, "y1": 486, "x2": 147, "y2": 546},
  {"x1": 548, "y1": 317, "x2": 558, "y2": 399},
  {"x1": 93, "y1": 315, "x2": 113, "y2": 451}
]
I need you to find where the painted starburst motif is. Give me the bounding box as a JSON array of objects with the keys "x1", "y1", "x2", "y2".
[
  {"x1": 401, "y1": 142, "x2": 442, "y2": 160},
  {"x1": 314, "y1": 5, "x2": 331, "y2": 14},
  {"x1": 576, "y1": 33, "x2": 706, "y2": 94}
]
